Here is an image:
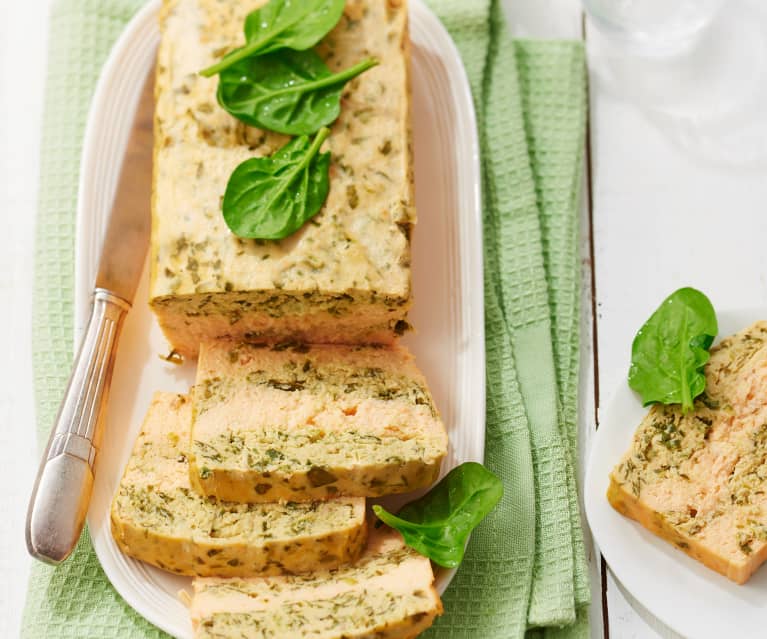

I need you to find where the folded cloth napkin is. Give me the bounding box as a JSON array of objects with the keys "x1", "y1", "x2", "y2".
[
  {"x1": 23, "y1": 0, "x2": 589, "y2": 637},
  {"x1": 423, "y1": 1, "x2": 589, "y2": 637}
]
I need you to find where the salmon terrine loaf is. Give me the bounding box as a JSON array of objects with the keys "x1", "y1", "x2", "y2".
[
  {"x1": 609, "y1": 320, "x2": 767, "y2": 583},
  {"x1": 150, "y1": 0, "x2": 415, "y2": 358},
  {"x1": 111, "y1": 393, "x2": 367, "y2": 577},
  {"x1": 190, "y1": 340, "x2": 448, "y2": 502},
  {"x1": 189, "y1": 523, "x2": 443, "y2": 639}
]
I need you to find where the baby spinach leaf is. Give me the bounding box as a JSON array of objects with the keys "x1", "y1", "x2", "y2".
[
  {"x1": 200, "y1": 0, "x2": 345, "y2": 77},
  {"x1": 222, "y1": 127, "x2": 331, "y2": 240},
  {"x1": 372, "y1": 462, "x2": 503, "y2": 568},
  {"x1": 628, "y1": 287, "x2": 718, "y2": 413},
  {"x1": 217, "y1": 50, "x2": 378, "y2": 135}
]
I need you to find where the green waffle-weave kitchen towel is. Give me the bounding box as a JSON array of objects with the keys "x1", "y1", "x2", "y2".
[
  {"x1": 23, "y1": 0, "x2": 589, "y2": 637},
  {"x1": 422, "y1": 1, "x2": 590, "y2": 636}
]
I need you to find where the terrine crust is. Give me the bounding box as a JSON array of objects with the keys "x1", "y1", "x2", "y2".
[{"x1": 607, "y1": 476, "x2": 766, "y2": 584}]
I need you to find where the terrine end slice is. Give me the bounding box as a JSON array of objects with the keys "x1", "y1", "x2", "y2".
[{"x1": 150, "y1": 0, "x2": 415, "y2": 358}]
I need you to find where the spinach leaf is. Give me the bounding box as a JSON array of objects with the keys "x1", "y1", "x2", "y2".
[
  {"x1": 217, "y1": 50, "x2": 377, "y2": 135},
  {"x1": 372, "y1": 462, "x2": 503, "y2": 568},
  {"x1": 200, "y1": 0, "x2": 345, "y2": 77},
  {"x1": 222, "y1": 127, "x2": 331, "y2": 239},
  {"x1": 628, "y1": 287, "x2": 718, "y2": 413}
]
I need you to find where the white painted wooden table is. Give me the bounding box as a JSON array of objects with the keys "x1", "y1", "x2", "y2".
[
  {"x1": 0, "y1": 2, "x2": 51, "y2": 638},
  {"x1": 3, "y1": 0, "x2": 763, "y2": 637}
]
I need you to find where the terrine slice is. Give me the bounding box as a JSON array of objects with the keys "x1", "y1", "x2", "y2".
[
  {"x1": 609, "y1": 320, "x2": 767, "y2": 584},
  {"x1": 150, "y1": 0, "x2": 415, "y2": 358},
  {"x1": 189, "y1": 523, "x2": 443, "y2": 639},
  {"x1": 190, "y1": 341, "x2": 448, "y2": 502},
  {"x1": 111, "y1": 392, "x2": 367, "y2": 577}
]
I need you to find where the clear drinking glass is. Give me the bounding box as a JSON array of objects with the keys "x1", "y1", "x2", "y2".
[
  {"x1": 582, "y1": 0, "x2": 726, "y2": 55},
  {"x1": 583, "y1": 0, "x2": 767, "y2": 166}
]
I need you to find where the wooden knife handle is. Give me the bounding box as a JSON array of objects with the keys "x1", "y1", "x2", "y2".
[{"x1": 25, "y1": 289, "x2": 130, "y2": 564}]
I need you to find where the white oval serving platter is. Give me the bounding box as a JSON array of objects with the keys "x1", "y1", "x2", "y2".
[
  {"x1": 74, "y1": 2, "x2": 484, "y2": 637},
  {"x1": 586, "y1": 309, "x2": 767, "y2": 639}
]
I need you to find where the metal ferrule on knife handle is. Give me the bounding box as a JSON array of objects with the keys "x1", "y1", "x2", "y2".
[{"x1": 26, "y1": 289, "x2": 131, "y2": 564}]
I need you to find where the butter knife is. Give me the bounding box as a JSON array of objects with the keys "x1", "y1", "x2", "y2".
[{"x1": 26, "y1": 68, "x2": 154, "y2": 564}]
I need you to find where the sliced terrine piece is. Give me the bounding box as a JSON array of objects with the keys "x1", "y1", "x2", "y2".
[
  {"x1": 150, "y1": 0, "x2": 415, "y2": 358},
  {"x1": 111, "y1": 392, "x2": 367, "y2": 577},
  {"x1": 189, "y1": 523, "x2": 442, "y2": 639},
  {"x1": 609, "y1": 320, "x2": 767, "y2": 584},
  {"x1": 190, "y1": 341, "x2": 448, "y2": 502}
]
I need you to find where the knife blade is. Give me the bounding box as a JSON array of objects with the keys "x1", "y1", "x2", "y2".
[
  {"x1": 95, "y1": 70, "x2": 154, "y2": 300},
  {"x1": 26, "y1": 66, "x2": 155, "y2": 564}
]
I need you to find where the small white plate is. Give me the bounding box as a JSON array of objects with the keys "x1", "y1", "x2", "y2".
[
  {"x1": 75, "y1": 2, "x2": 484, "y2": 637},
  {"x1": 585, "y1": 309, "x2": 767, "y2": 639}
]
